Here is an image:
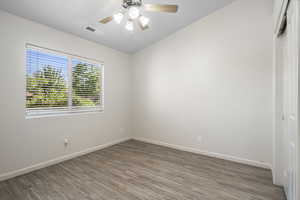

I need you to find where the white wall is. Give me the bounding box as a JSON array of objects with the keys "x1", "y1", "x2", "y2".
[
  {"x1": 0, "y1": 10, "x2": 132, "y2": 179},
  {"x1": 0, "y1": 0, "x2": 276, "y2": 181},
  {"x1": 132, "y1": 0, "x2": 274, "y2": 168}
]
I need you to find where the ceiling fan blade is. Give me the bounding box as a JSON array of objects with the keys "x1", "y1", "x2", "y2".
[
  {"x1": 99, "y1": 16, "x2": 113, "y2": 24},
  {"x1": 138, "y1": 20, "x2": 149, "y2": 31},
  {"x1": 144, "y1": 4, "x2": 178, "y2": 13}
]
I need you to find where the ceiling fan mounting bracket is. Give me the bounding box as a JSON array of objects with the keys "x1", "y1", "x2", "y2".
[{"x1": 122, "y1": 0, "x2": 142, "y2": 9}]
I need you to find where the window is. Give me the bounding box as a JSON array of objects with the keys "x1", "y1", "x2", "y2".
[{"x1": 26, "y1": 45, "x2": 104, "y2": 118}]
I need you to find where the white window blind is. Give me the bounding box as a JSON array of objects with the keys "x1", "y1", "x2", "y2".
[
  {"x1": 72, "y1": 59, "x2": 102, "y2": 109},
  {"x1": 26, "y1": 45, "x2": 104, "y2": 118}
]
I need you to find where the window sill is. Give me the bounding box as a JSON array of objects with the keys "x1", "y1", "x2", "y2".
[{"x1": 26, "y1": 108, "x2": 104, "y2": 119}]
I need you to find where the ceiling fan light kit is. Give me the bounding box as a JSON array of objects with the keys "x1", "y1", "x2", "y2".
[
  {"x1": 113, "y1": 12, "x2": 124, "y2": 24},
  {"x1": 125, "y1": 20, "x2": 134, "y2": 31},
  {"x1": 128, "y1": 6, "x2": 140, "y2": 19},
  {"x1": 139, "y1": 16, "x2": 149, "y2": 27},
  {"x1": 99, "y1": 0, "x2": 178, "y2": 32}
]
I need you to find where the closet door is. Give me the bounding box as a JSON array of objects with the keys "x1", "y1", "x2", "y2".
[{"x1": 285, "y1": 1, "x2": 300, "y2": 199}]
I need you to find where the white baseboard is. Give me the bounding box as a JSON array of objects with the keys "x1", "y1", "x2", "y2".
[
  {"x1": 0, "y1": 137, "x2": 131, "y2": 182},
  {"x1": 0, "y1": 137, "x2": 272, "y2": 182},
  {"x1": 134, "y1": 137, "x2": 272, "y2": 169}
]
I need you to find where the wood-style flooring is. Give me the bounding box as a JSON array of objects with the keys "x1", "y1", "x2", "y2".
[{"x1": 0, "y1": 140, "x2": 286, "y2": 200}]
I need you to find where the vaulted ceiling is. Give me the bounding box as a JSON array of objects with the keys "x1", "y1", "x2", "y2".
[{"x1": 0, "y1": 0, "x2": 235, "y2": 53}]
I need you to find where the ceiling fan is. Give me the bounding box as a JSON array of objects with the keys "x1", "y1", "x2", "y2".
[{"x1": 99, "y1": 0, "x2": 179, "y2": 31}]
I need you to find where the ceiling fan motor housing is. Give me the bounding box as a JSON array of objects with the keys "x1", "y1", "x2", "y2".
[{"x1": 122, "y1": 0, "x2": 142, "y2": 8}]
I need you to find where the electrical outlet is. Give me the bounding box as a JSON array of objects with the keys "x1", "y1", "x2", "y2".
[{"x1": 64, "y1": 138, "x2": 69, "y2": 147}]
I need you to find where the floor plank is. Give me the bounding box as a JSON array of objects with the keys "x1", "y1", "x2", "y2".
[{"x1": 0, "y1": 140, "x2": 286, "y2": 200}]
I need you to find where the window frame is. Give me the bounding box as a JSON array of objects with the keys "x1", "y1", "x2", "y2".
[{"x1": 25, "y1": 44, "x2": 104, "y2": 118}]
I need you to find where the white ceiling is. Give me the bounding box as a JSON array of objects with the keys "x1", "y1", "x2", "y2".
[{"x1": 0, "y1": 0, "x2": 235, "y2": 53}]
